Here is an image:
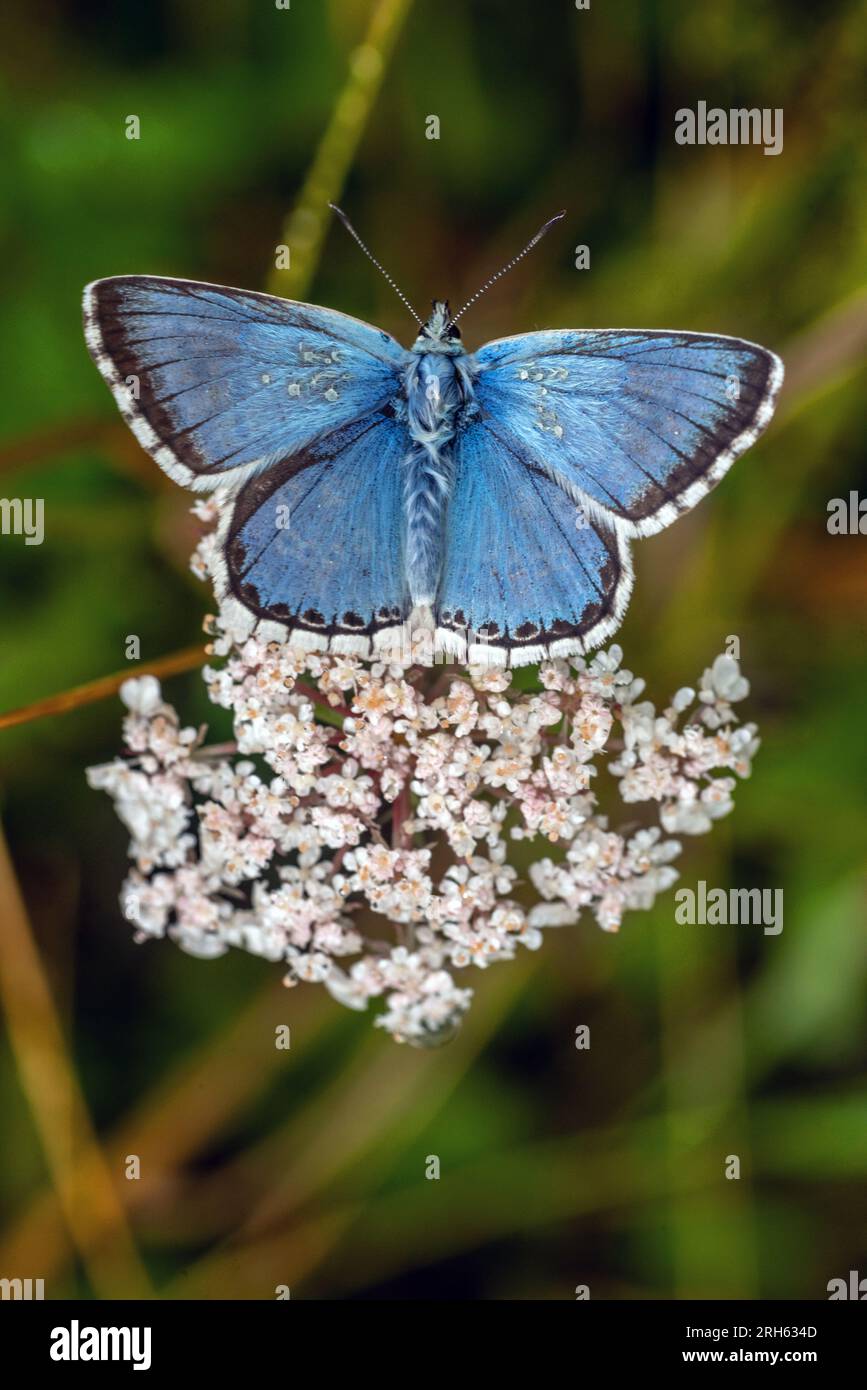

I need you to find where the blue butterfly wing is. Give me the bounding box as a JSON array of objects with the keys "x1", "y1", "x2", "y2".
[
  {"x1": 435, "y1": 419, "x2": 631, "y2": 666},
  {"x1": 472, "y1": 330, "x2": 783, "y2": 536},
  {"x1": 84, "y1": 276, "x2": 408, "y2": 488},
  {"x1": 222, "y1": 411, "x2": 410, "y2": 654}
]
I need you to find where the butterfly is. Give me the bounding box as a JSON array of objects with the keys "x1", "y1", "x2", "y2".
[{"x1": 83, "y1": 208, "x2": 783, "y2": 667}]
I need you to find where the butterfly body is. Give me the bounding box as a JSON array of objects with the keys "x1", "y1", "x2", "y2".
[
  {"x1": 84, "y1": 274, "x2": 782, "y2": 666},
  {"x1": 402, "y1": 300, "x2": 476, "y2": 614}
]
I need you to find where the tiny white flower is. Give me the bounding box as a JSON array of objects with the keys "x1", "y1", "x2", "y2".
[{"x1": 120, "y1": 675, "x2": 164, "y2": 716}]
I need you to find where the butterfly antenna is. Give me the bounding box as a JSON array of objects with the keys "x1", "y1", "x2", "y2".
[
  {"x1": 447, "y1": 210, "x2": 566, "y2": 327},
  {"x1": 329, "y1": 204, "x2": 423, "y2": 327}
]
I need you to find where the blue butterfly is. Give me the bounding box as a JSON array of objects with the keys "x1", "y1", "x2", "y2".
[{"x1": 83, "y1": 208, "x2": 783, "y2": 666}]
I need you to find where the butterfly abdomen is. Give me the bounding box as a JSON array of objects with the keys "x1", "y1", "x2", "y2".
[{"x1": 402, "y1": 354, "x2": 473, "y2": 608}]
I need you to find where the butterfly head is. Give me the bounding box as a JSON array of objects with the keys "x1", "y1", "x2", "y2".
[{"x1": 412, "y1": 300, "x2": 464, "y2": 355}]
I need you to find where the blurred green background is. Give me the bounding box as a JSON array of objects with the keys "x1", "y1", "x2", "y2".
[{"x1": 1, "y1": 0, "x2": 866, "y2": 1300}]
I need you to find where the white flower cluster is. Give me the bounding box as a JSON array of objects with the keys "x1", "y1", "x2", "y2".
[{"x1": 88, "y1": 598, "x2": 758, "y2": 1044}]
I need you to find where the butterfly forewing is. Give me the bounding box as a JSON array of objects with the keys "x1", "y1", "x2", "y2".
[
  {"x1": 84, "y1": 275, "x2": 409, "y2": 488},
  {"x1": 471, "y1": 329, "x2": 783, "y2": 537}
]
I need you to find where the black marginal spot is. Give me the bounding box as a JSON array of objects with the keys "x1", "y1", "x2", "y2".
[
  {"x1": 580, "y1": 602, "x2": 602, "y2": 626},
  {"x1": 598, "y1": 552, "x2": 620, "y2": 594},
  {"x1": 303, "y1": 608, "x2": 326, "y2": 627},
  {"x1": 341, "y1": 611, "x2": 365, "y2": 629}
]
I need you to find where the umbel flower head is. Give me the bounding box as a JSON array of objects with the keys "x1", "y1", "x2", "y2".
[{"x1": 88, "y1": 511, "x2": 759, "y2": 1046}]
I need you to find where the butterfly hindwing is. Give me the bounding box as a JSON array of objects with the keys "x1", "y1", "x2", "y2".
[
  {"x1": 472, "y1": 330, "x2": 783, "y2": 536},
  {"x1": 220, "y1": 412, "x2": 410, "y2": 654},
  {"x1": 435, "y1": 419, "x2": 632, "y2": 666},
  {"x1": 84, "y1": 275, "x2": 409, "y2": 489}
]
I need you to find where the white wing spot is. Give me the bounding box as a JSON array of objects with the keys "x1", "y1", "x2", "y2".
[{"x1": 516, "y1": 360, "x2": 568, "y2": 438}]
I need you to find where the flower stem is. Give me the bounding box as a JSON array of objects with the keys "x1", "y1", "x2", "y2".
[
  {"x1": 0, "y1": 825, "x2": 153, "y2": 1297},
  {"x1": 0, "y1": 644, "x2": 206, "y2": 732},
  {"x1": 266, "y1": 0, "x2": 415, "y2": 302}
]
